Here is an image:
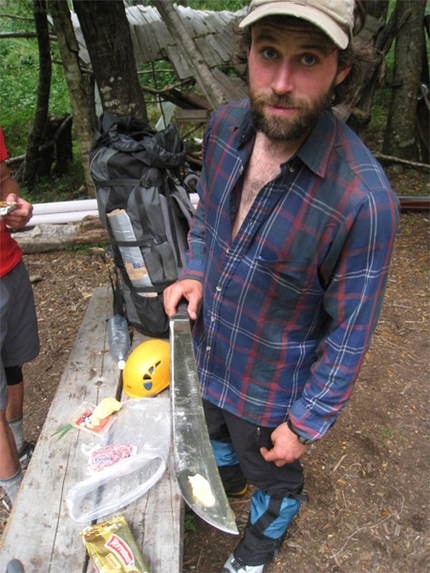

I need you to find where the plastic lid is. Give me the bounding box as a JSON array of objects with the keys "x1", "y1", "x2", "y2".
[{"x1": 118, "y1": 360, "x2": 126, "y2": 370}]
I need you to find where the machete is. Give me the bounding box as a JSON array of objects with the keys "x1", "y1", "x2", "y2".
[{"x1": 169, "y1": 302, "x2": 239, "y2": 535}]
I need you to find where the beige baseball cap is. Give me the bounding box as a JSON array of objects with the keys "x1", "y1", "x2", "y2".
[{"x1": 239, "y1": 0, "x2": 355, "y2": 49}]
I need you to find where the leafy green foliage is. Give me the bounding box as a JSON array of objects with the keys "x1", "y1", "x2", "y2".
[
  {"x1": 0, "y1": 1, "x2": 71, "y2": 155},
  {"x1": 182, "y1": 0, "x2": 247, "y2": 10},
  {"x1": 1, "y1": 37, "x2": 39, "y2": 152},
  {"x1": 1, "y1": 0, "x2": 427, "y2": 204},
  {"x1": 184, "y1": 510, "x2": 197, "y2": 532}
]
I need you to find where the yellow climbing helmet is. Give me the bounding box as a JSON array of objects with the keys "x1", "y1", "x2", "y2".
[{"x1": 123, "y1": 339, "x2": 170, "y2": 398}]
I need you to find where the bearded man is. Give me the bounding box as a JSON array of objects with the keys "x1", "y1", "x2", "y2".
[{"x1": 164, "y1": 1, "x2": 400, "y2": 571}]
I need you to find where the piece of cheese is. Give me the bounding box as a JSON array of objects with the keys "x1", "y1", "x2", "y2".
[
  {"x1": 188, "y1": 474, "x2": 216, "y2": 507},
  {"x1": 92, "y1": 397, "x2": 122, "y2": 426}
]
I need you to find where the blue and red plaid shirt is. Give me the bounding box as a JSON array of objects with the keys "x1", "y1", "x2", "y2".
[{"x1": 182, "y1": 100, "x2": 399, "y2": 441}]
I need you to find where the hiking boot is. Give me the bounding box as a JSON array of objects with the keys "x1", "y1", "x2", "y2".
[
  {"x1": 19, "y1": 441, "x2": 35, "y2": 468},
  {"x1": 226, "y1": 483, "x2": 248, "y2": 498},
  {"x1": 221, "y1": 553, "x2": 264, "y2": 573},
  {"x1": 219, "y1": 464, "x2": 248, "y2": 499}
]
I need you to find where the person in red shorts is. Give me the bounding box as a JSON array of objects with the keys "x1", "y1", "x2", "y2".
[{"x1": 0, "y1": 127, "x2": 39, "y2": 506}]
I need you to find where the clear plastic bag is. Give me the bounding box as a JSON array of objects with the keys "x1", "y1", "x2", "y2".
[{"x1": 66, "y1": 397, "x2": 170, "y2": 522}]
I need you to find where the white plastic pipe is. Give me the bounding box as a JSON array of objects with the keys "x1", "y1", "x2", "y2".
[
  {"x1": 190, "y1": 193, "x2": 198, "y2": 207},
  {"x1": 29, "y1": 210, "x2": 100, "y2": 226},
  {"x1": 25, "y1": 199, "x2": 99, "y2": 227},
  {"x1": 25, "y1": 195, "x2": 199, "y2": 228},
  {"x1": 32, "y1": 199, "x2": 98, "y2": 215}
]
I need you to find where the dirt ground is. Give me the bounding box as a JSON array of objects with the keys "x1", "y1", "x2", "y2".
[{"x1": 1, "y1": 202, "x2": 429, "y2": 571}]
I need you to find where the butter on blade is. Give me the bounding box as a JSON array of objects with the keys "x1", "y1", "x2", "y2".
[{"x1": 188, "y1": 473, "x2": 216, "y2": 507}]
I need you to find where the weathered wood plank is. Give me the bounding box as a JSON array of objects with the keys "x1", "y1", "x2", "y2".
[
  {"x1": 0, "y1": 288, "x2": 184, "y2": 573},
  {"x1": 182, "y1": 7, "x2": 218, "y2": 35},
  {"x1": 164, "y1": 44, "x2": 194, "y2": 81},
  {"x1": 118, "y1": 332, "x2": 183, "y2": 573},
  {"x1": 202, "y1": 34, "x2": 231, "y2": 64},
  {"x1": 133, "y1": 7, "x2": 169, "y2": 62},
  {"x1": 176, "y1": 109, "x2": 210, "y2": 123},
  {"x1": 214, "y1": 28, "x2": 239, "y2": 61},
  {"x1": 0, "y1": 286, "x2": 119, "y2": 572},
  {"x1": 126, "y1": 451, "x2": 184, "y2": 572},
  {"x1": 204, "y1": 11, "x2": 231, "y2": 33},
  {"x1": 178, "y1": 7, "x2": 209, "y2": 36},
  {"x1": 75, "y1": 4, "x2": 245, "y2": 73},
  {"x1": 194, "y1": 37, "x2": 221, "y2": 68},
  {"x1": 212, "y1": 69, "x2": 248, "y2": 102},
  {"x1": 140, "y1": 6, "x2": 176, "y2": 48},
  {"x1": 133, "y1": 26, "x2": 160, "y2": 63}
]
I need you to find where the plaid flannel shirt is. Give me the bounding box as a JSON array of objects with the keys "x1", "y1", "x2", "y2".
[{"x1": 182, "y1": 100, "x2": 399, "y2": 441}]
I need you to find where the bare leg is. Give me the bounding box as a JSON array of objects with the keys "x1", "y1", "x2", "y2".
[
  {"x1": 5, "y1": 381, "x2": 23, "y2": 421},
  {"x1": 0, "y1": 409, "x2": 22, "y2": 503},
  {"x1": 0, "y1": 409, "x2": 20, "y2": 477},
  {"x1": 6, "y1": 381, "x2": 24, "y2": 453}
]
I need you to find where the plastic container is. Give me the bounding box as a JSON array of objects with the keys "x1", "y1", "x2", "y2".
[{"x1": 108, "y1": 315, "x2": 131, "y2": 370}]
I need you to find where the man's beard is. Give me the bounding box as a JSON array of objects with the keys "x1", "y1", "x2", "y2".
[{"x1": 250, "y1": 87, "x2": 335, "y2": 142}]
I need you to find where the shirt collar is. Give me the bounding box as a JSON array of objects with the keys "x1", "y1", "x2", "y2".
[
  {"x1": 296, "y1": 110, "x2": 337, "y2": 178},
  {"x1": 236, "y1": 107, "x2": 255, "y2": 148}
]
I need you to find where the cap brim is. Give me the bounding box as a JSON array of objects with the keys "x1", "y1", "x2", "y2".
[{"x1": 239, "y1": 3, "x2": 349, "y2": 49}]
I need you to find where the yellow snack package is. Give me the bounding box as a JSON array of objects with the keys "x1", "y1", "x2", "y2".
[{"x1": 81, "y1": 514, "x2": 150, "y2": 573}]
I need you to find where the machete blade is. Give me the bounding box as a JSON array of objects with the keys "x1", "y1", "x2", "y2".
[{"x1": 169, "y1": 305, "x2": 238, "y2": 535}]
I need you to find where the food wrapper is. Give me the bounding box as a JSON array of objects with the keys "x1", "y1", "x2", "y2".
[
  {"x1": 71, "y1": 399, "x2": 121, "y2": 435},
  {"x1": 0, "y1": 201, "x2": 18, "y2": 216},
  {"x1": 88, "y1": 443, "x2": 137, "y2": 472},
  {"x1": 81, "y1": 514, "x2": 150, "y2": 573}
]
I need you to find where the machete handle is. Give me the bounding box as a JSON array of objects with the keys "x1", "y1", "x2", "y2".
[
  {"x1": 173, "y1": 299, "x2": 198, "y2": 326},
  {"x1": 176, "y1": 299, "x2": 190, "y2": 320}
]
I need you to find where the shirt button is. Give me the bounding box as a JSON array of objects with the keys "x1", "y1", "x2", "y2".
[
  {"x1": 289, "y1": 165, "x2": 295, "y2": 172},
  {"x1": 210, "y1": 315, "x2": 216, "y2": 322},
  {"x1": 216, "y1": 285, "x2": 222, "y2": 292},
  {"x1": 206, "y1": 345, "x2": 211, "y2": 351}
]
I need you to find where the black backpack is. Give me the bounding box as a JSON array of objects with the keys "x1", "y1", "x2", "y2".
[{"x1": 90, "y1": 112, "x2": 196, "y2": 338}]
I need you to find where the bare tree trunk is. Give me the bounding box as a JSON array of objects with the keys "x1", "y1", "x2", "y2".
[
  {"x1": 382, "y1": 0, "x2": 427, "y2": 161},
  {"x1": 48, "y1": 0, "x2": 97, "y2": 197},
  {"x1": 153, "y1": 0, "x2": 227, "y2": 111},
  {"x1": 22, "y1": 0, "x2": 51, "y2": 189},
  {"x1": 343, "y1": 7, "x2": 410, "y2": 138},
  {"x1": 72, "y1": 0, "x2": 147, "y2": 122}
]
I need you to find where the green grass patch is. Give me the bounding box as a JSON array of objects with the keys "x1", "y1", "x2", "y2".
[
  {"x1": 64, "y1": 242, "x2": 110, "y2": 254},
  {"x1": 20, "y1": 158, "x2": 86, "y2": 204}
]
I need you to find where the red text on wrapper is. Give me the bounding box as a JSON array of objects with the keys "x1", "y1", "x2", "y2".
[{"x1": 105, "y1": 534, "x2": 135, "y2": 567}]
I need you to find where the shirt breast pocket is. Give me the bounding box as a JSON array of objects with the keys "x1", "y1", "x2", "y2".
[{"x1": 255, "y1": 256, "x2": 321, "y2": 301}]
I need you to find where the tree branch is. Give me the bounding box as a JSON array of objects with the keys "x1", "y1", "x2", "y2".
[
  {"x1": 374, "y1": 152, "x2": 430, "y2": 170},
  {"x1": 0, "y1": 31, "x2": 56, "y2": 40}
]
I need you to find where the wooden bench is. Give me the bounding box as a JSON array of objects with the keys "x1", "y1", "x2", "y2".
[{"x1": 0, "y1": 286, "x2": 183, "y2": 572}]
